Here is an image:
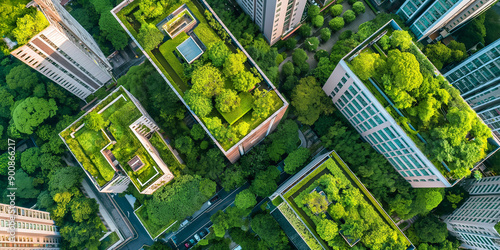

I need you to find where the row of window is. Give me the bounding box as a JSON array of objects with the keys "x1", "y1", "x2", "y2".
[
  {"x1": 399, "y1": 0, "x2": 427, "y2": 19},
  {"x1": 330, "y1": 70, "x2": 436, "y2": 179},
  {"x1": 459, "y1": 233, "x2": 498, "y2": 249},
  {"x1": 0, "y1": 205, "x2": 50, "y2": 220},
  {"x1": 0, "y1": 235, "x2": 60, "y2": 243},
  {"x1": 410, "y1": 0, "x2": 461, "y2": 36},
  {"x1": 0, "y1": 220, "x2": 57, "y2": 232},
  {"x1": 470, "y1": 183, "x2": 500, "y2": 195},
  {"x1": 40, "y1": 34, "x2": 103, "y2": 85}
]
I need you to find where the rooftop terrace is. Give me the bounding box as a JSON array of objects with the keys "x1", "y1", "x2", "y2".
[
  {"x1": 112, "y1": 0, "x2": 287, "y2": 158},
  {"x1": 341, "y1": 20, "x2": 495, "y2": 181},
  {"x1": 60, "y1": 86, "x2": 174, "y2": 193},
  {"x1": 271, "y1": 151, "x2": 414, "y2": 249}
]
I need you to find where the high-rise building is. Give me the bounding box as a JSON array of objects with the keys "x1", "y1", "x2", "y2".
[
  {"x1": 397, "y1": 0, "x2": 496, "y2": 43},
  {"x1": 322, "y1": 20, "x2": 495, "y2": 188},
  {"x1": 10, "y1": 0, "x2": 113, "y2": 100},
  {"x1": 235, "y1": 0, "x2": 307, "y2": 45},
  {"x1": 445, "y1": 176, "x2": 500, "y2": 250},
  {"x1": 0, "y1": 203, "x2": 61, "y2": 249},
  {"x1": 443, "y1": 38, "x2": 500, "y2": 140}
]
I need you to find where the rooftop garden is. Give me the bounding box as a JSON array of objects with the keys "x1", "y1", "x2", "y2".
[
  {"x1": 60, "y1": 87, "x2": 169, "y2": 192},
  {"x1": 0, "y1": 0, "x2": 49, "y2": 53},
  {"x1": 278, "y1": 154, "x2": 412, "y2": 249},
  {"x1": 346, "y1": 28, "x2": 493, "y2": 181},
  {"x1": 114, "y1": 0, "x2": 284, "y2": 151}
]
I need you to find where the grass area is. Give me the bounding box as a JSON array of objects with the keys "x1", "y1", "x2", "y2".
[
  {"x1": 98, "y1": 231, "x2": 120, "y2": 250},
  {"x1": 149, "y1": 132, "x2": 185, "y2": 177},
  {"x1": 218, "y1": 92, "x2": 254, "y2": 125},
  {"x1": 158, "y1": 32, "x2": 189, "y2": 86},
  {"x1": 193, "y1": 21, "x2": 221, "y2": 45},
  {"x1": 136, "y1": 205, "x2": 176, "y2": 239}
]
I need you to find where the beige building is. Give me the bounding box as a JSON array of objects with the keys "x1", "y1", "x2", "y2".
[
  {"x1": 10, "y1": 0, "x2": 113, "y2": 100},
  {"x1": 235, "y1": 0, "x2": 307, "y2": 45},
  {"x1": 0, "y1": 203, "x2": 60, "y2": 249}
]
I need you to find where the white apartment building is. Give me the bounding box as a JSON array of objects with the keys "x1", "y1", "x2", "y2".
[
  {"x1": 0, "y1": 203, "x2": 60, "y2": 249},
  {"x1": 10, "y1": 0, "x2": 113, "y2": 100},
  {"x1": 323, "y1": 59, "x2": 452, "y2": 188},
  {"x1": 444, "y1": 38, "x2": 500, "y2": 139},
  {"x1": 397, "y1": 0, "x2": 496, "y2": 42},
  {"x1": 445, "y1": 177, "x2": 500, "y2": 250},
  {"x1": 235, "y1": 0, "x2": 307, "y2": 45}
]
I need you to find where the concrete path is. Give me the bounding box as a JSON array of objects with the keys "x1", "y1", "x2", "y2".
[{"x1": 279, "y1": 1, "x2": 377, "y2": 70}]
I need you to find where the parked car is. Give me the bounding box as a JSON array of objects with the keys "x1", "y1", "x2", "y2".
[
  {"x1": 210, "y1": 195, "x2": 219, "y2": 203},
  {"x1": 180, "y1": 219, "x2": 189, "y2": 228},
  {"x1": 194, "y1": 234, "x2": 201, "y2": 241},
  {"x1": 189, "y1": 239, "x2": 196, "y2": 245},
  {"x1": 199, "y1": 230, "x2": 206, "y2": 238},
  {"x1": 184, "y1": 242, "x2": 190, "y2": 248}
]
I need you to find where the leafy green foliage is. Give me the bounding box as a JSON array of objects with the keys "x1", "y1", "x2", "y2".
[
  {"x1": 85, "y1": 112, "x2": 106, "y2": 131},
  {"x1": 147, "y1": 175, "x2": 213, "y2": 228},
  {"x1": 251, "y1": 213, "x2": 289, "y2": 248},
  {"x1": 320, "y1": 28, "x2": 331, "y2": 42},
  {"x1": 13, "y1": 97, "x2": 58, "y2": 134},
  {"x1": 343, "y1": 10, "x2": 356, "y2": 23},
  {"x1": 329, "y1": 17, "x2": 345, "y2": 31},
  {"x1": 284, "y1": 147, "x2": 310, "y2": 174},
  {"x1": 267, "y1": 120, "x2": 299, "y2": 161},
  {"x1": 235, "y1": 189, "x2": 257, "y2": 209},
  {"x1": 223, "y1": 52, "x2": 246, "y2": 76},
  {"x1": 424, "y1": 41, "x2": 467, "y2": 70},
  {"x1": 312, "y1": 15, "x2": 324, "y2": 28},
  {"x1": 305, "y1": 37, "x2": 320, "y2": 51},
  {"x1": 308, "y1": 5, "x2": 320, "y2": 18},
  {"x1": 299, "y1": 23, "x2": 312, "y2": 37},
  {"x1": 15, "y1": 169, "x2": 40, "y2": 199},
  {"x1": 21, "y1": 147, "x2": 41, "y2": 174},
  {"x1": 317, "y1": 219, "x2": 338, "y2": 241},
  {"x1": 12, "y1": 10, "x2": 49, "y2": 45},
  {"x1": 350, "y1": 52, "x2": 381, "y2": 80},
  {"x1": 352, "y1": 2, "x2": 365, "y2": 14},
  {"x1": 250, "y1": 167, "x2": 280, "y2": 197},
  {"x1": 191, "y1": 64, "x2": 224, "y2": 97},
  {"x1": 137, "y1": 23, "x2": 163, "y2": 51},
  {"x1": 175, "y1": 135, "x2": 194, "y2": 155},
  {"x1": 292, "y1": 48, "x2": 308, "y2": 65},
  {"x1": 413, "y1": 215, "x2": 448, "y2": 244},
  {"x1": 233, "y1": 70, "x2": 259, "y2": 92},
  {"x1": 390, "y1": 30, "x2": 412, "y2": 51},
  {"x1": 216, "y1": 89, "x2": 241, "y2": 113},
  {"x1": 206, "y1": 41, "x2": 231, "y2": 67},
  {"x1": 291, "y1": 76, "x2": 334, "y2": 125},
  {"x1": 190, "y1": 124, "x2": 206, "y2": 140},
  {"x1": 252, "y1": 89, "x2": 275, "y2": 120},
  {"x1": 330, "y1": 4, "x2": 343, "y2": 16}
]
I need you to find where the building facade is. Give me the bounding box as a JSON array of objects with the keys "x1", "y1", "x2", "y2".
[
  {"x1": 444, "y1": 38, "x2": 500, "y2": 139},
  {"x1": 10, "y1": 0, "x2": 113, "y2": 100},
  {"x1": 323, "y1": 60, "x2": 452, "y2": 188},
  {"x1": 445, "y1": 176, "x2": 500, "y2": 250},
  {"x1": 0, "y1": 203, "x2": 60, "y2": 249},
  {"x1": 235, "y1": 0, "x2": 307, "y2": 45},
  {"x1": 397, "y1": 0, "x2": 496, "y2": 42}
]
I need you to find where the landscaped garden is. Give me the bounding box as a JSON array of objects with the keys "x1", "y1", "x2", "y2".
[
  {"x1": 345, "y1": 27, "x2": 494, "y2": 180},
  {"x1": 98, "y1": 231, "x2": 120, "y2": 250},
  {"x1": 114, "y1": 0, "x2": 284, "y2": 151},
  {"x1": 277, "y1": 153, "x2": 412, "y2": 249},
  {"x1": 60, "y1": 87, "x2": 171, "y2": 192}
]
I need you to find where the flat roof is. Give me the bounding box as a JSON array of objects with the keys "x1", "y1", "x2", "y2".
[{"x1": 176, "y1": 36, "x2": 204, "y2": 64}]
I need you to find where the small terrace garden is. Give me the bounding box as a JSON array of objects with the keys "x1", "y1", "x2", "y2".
[
  {"x1": 346, "y1": 29, "x2": 493, "y2": 181},
  {"x1": 114, "y1": 0, "x2": 284, "y2": 151},
  {"x1": 60, "y1": 87, "x2": 168, "y2": 192},
  {"x1": 279, "y1": 154, "x2": 412, "y2": 249}
]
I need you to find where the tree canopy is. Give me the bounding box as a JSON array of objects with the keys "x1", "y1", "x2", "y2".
[
  {"x1": 13, "y1": 97, "x2": 58, "y2": 134},
  {"x1": 137, "y1": 23, "x2": 163, "y2": 51},
  {"x1": 291, "y1": 76, "x2": 333, "y2": 125}
]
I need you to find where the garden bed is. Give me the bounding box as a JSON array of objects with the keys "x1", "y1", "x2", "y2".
[
  {"x1": 135, "y1": 205, "x2": 176, "y2": 239},
  {"x1": 98, "y1": 231, "x2": 120, "y2": 250}
]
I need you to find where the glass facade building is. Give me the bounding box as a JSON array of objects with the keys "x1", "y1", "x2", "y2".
[
  {"x1": 323, "y1": 60, "x2": 451, "y2": 188},
  {"x1": 397, "y1": 0, "x2": 496, "y2": 42},
  {"x1": 444, "y1": 38, "x2": 500, "y2": 138}
]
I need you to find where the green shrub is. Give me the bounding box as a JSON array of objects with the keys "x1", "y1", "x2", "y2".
[
  {"x1": 343, "y1": 10, "x2": 356, "y2": 23},
  {"x1": 329, "y1": 17, "x2": 345, "y2": 31},
  {"x1": 330, "y1": 4, "x2": 343, "y2": 16}
]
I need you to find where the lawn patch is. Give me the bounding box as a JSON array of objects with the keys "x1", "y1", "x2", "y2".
[{"x1": 218, "y1": 92, "x2": 253, "y2": 125}]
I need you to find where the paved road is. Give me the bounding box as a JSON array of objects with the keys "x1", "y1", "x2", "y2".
[
  {"x1": 169, "y1": 183, "x2": 250, "y2": 249},
  {"x1": 112, "y1": 195, "x2": 155, "y2": 249}
]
